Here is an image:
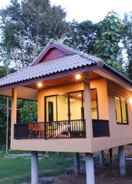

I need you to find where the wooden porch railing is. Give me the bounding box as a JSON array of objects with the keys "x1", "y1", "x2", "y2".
[
  {"x1": 14, "y1": 119, "x2": 86, "y2": 139},
  {"x1": 14, "y1": 119, "x2": 110, "y2": 139}
]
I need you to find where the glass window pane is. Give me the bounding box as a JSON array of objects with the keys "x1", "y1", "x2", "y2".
[
  {"x1": 46, "y1": 96, "x2": 57, "y2": 122},
  {"x1": 57, "y1": 95, "x2": 68, "y2": 121},
  {"x1": 115, "y1": 97, "x2": 122, "y2": 123},
  {"x1": 91, "y1": 89, "x2": 98, "y2": 119},
  {"x1": 121, "y1": 98, "x2": 127, "y2": 124},
  {"x1": 69, "y1": 92, "x2": 83, "y2": 120}
]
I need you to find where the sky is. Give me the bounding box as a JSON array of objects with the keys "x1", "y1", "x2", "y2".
[{"x1": 0, "y1": 0, "x2": 132, "y2": 22}]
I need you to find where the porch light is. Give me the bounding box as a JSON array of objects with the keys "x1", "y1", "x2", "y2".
[
  {"x1": 37, "y1": 82, "x2": 43, "y2": 88},
  {"x1": 128, "y1": 97, "x2": 132, "y2": 105},
  {"x1": 75, "y1": 73, "x2": 82, "y2": 80}
]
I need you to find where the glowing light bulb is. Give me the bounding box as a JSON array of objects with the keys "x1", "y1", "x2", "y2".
[
  {"x1": 75, "y1": 74, "x2": 82, "y2": 80},
  {"x1": 128, "y1": 97, "x2": 132, "y2": 105},
  {"x1": 37, "y1": 82, "x2": 43, "y2": 88}
]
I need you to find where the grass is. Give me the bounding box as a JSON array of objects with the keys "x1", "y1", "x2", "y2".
[{"x1": 0, "y1": 152, "x2": 72, "y2": 184}]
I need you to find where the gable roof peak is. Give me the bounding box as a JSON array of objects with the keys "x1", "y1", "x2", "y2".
[
  {"x1": 31, "y1": 40, "x2": 104, "y2": 66},
  {"x1": 31, "y1": 40, "x2": 77, "y2": 66}
]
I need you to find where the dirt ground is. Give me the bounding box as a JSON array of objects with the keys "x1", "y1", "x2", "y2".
[
  {"x1": 51, "y1": 165, "x2": 132, "y2": 184},
  {"x1": 54, "y1": 175, "x2": 132, "y2": 184},
  {"x1": 53, "y1": 172, "x2": 132, "y2": 184}
]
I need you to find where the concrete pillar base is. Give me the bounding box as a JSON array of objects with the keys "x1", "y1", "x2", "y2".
[
  {"x1": 119, "y1": 146, "x2": 126, "y2": 176},
  {"x1": 98, "y1": 151, "x2": 105, "y2": 167},
  {"x1": 85, "y1": 154, "x2": 95, "y2": 184},
  {"x1": 31, "y1": 152, "x2": 39, "y2": 184},
  {"x1": 74, "y1": 153, "x2": 81, "y2": 175}
]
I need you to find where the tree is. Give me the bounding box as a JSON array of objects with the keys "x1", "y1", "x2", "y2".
[
  {"x1": 123, "y1": 13, "x2": 132, "y2": 79},
  {"x1": 64, "y1": 12, "x2": 124, "y2": 72},
  {"x1": 64, "y1": 21, "x2": 97, "y2": 53},
  {"x1": 0, "y1": 0, "x2": 69, "y2": 68},
  {"x1": 92, "y1": 12, "x2": 124, "y2": 71}
]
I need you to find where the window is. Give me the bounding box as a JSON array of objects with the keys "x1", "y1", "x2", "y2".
[
  {"x1": 48, "y1": 102, "x2": 54, "y2": 122},
  {"x1": 115, "y1": 97, "x2": 128, "y2": 124},
  {"x1": 121, "y1": 98, "x2": 128, "y2": 124},
  {"x1": 45, "y1": 90, "x2": 98, "y2": 122},
  {"x1": 57, "y1": 95, "x2": 68, "y2": 121},
  {"x1": 115, "y1": 97, "x2": 122, "y2": 123},
  {"x1": 91, "y1": 89, "x2": 98, "y2": 119},
  {"x1": 69, "y1": 91, "x2": 83, "y2": 120}
]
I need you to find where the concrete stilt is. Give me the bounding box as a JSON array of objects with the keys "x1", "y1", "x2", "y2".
[
  {"x1": 85, "y1": 154, "x2": 95, "y2": 184},
  {"x1": 74, "y1": 153, "x2": 81, "y2": 175},
  {"x1": 109, "y1": 148, "x2": 113, "y2": 167},
  {"x1": 31, "y1": 152, "x2": 39, "y2": 184},
  {"x1": 98, "y1": 151, "x2": 105, "y2": 167},
  {"x1": 118, "y1": 146, "x2": 126, "y2": 176}
]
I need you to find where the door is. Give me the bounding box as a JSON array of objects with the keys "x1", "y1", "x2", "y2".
[{"x1": 45, "y1": 96, "x2": 57, "y2": 122}]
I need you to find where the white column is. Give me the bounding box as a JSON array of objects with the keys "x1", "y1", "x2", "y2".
[
  {"x1": 85, "y1": 154, "x2": 95, "y2": 184},
  {"x1": 11, "y1": 88, "x2": 17, "y2": 147},
  {"x1": 83, "y1": 82, "x2": 93, "y2": 138},
  {"x1": 31, "y1": 152, "x2": 39, "y2": 184},
  {"x1": 119, "y1": 146, "x2": 126, "y2": 176}
]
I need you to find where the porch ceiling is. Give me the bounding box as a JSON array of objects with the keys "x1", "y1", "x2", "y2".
[
  {"x1": 0, "y1": 86, "x2": 37, "y2": 100},
  {"x1": 23, "y1": 71, "x2": 101, "y2": 90}
]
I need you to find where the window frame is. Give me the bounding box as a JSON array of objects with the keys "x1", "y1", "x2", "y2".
[
  {"x1": 67, "y1": 90, "x2": 84, "y2": 121},
  {"x1": 91, "y1": 88, "x2": 99, "y2": 120},
  {"x1": 44, "y1": 89, "x2": 99, "y2": 122},
  {"x1": 115, "y1": 96, "x2": 129, "y2": 125}
]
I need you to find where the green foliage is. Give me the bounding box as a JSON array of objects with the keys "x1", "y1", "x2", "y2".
[
  {"x1": 0, "y1": 0, "x2": 69, "y2": 68},
  {"x1": 0, "y1": 96, "x2": 11, "y2": 147},
  {"x1": 0, "y1": 66, "x2": 7, "y2": 78},
  {"x1": 17, "y1": 100, "x2": 37, "y2": 123},
  {"x1": 93, "y1": 12, "x2": 124, "y2": 65},
  {"x1": 0, "y1": 153, "x2": 72, "y2": 184},
  {"x1": 65, "y1": 12, "x2": 125, "y2": 73},
  {"x1": 123, "y1": 13, "x2": 132, "y2": 79},
  {"x1": 64, "y1": 21, "x2": 96, "y2": 53}
]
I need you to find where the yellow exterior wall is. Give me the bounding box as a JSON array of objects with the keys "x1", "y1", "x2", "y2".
[
  {"x1": 91, "y1": 79, "x2": 109, "y2": 120},
  {"x1": 91, "y1": 82, "x2": 132, "y2": 152},
  {"x1": 37, "y1": 79, "x2": 109, "y2": 123}
]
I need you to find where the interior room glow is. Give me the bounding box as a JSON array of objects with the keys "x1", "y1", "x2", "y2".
[
  {"x1": 128, "y1": 97, "x2": 132, "y2": 105},
  {"x1": 37, "y1": 82, "x2": 43, "y2": 88},
  {"x1": 78, "y1": 94, "x2": 82, "y2": 97},
  {"x1": 75, "y1": 73, "x2": 82, "y2": 80}
]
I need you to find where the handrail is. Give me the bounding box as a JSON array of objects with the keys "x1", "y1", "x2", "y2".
[
  {"x1": 14, "y1": 119, "x2": 86, "y2": 139},
  {"x1": 14, "y1": 119, "x2": 110, "y2": 139}
]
